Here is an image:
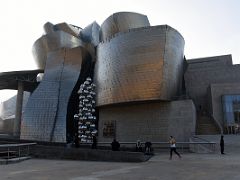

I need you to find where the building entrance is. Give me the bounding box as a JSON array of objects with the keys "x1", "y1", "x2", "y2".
[{"x1": 222, "y1": 95, "x2": 240, "y2": 134}]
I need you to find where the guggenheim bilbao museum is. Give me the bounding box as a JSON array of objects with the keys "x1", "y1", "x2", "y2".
[{"x1": 1, "y1": 12, "x2": 240, "y2": 143}]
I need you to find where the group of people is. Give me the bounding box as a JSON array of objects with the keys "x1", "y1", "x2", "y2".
[
  {"x1": 110, "y1": 135, "x2": 225, "y2": 159},
  {"x1": 85, "y1": 136, "x2": 182, "y2": 159},
  {"x1": 75, "y1": 135, "x2": 226, "y2": 158},
  {"x1": 92, "y1": 137, "x2": 121, "y2": 151},
  {"x1": 135, "y1": 136, "x2": 181, "y2": 158}
]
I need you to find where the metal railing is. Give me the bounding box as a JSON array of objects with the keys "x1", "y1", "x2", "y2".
[
  {"x1": 189, "y1": 137, "x2": 216, "y2": 153},
  {"x1": 0, "y1": 143, "x2": 37, "y2": 160},
  {"x1": 79, "y1": 141, "x2": 217, "y2": 153}
]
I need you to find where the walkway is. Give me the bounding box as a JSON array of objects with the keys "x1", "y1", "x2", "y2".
[{"x1": 0, "y1": 152, "x2": 239, "y2": 180}]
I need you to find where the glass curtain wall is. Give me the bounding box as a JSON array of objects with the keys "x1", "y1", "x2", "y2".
[{"x1": 222, "y1": 95, "x2": 240, "y2": 134}]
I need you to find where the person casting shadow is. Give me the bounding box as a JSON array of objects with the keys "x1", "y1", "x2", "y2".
[
  {"x1": 169, "y1": 136, "x2": 181, "y2": 160},
  {"x1": 220, "y1": 135, "x2": 225, "y2": 154}
]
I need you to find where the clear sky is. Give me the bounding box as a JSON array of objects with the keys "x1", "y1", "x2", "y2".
[{"x1": 0, "y1": 0, "x2": 240, "y2": 102}]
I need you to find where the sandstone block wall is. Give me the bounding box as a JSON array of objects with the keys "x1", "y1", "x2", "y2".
[
  {"x1": 98, "y1": 100, "x2": 196, "y2": 142},
  {"x1": 209, "y1": 83, "x2": 240, "y2": 127},
  {"x1": 185, "y1": 55, "x2": 240, "y2": 113}
]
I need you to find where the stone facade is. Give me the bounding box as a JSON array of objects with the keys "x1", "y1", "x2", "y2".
[
  {"x1": 98, "y1": 100, "x2": 196, "y2": 142},
  {"x1": 185, "y1": 55, "x2": 240, "y2": 113},
  {"x1": 209, "y1": 83, "x2": 240, "y2": 128},
  {"x1": 185, "y1": 55, "x2": 240, "y2": 133}
]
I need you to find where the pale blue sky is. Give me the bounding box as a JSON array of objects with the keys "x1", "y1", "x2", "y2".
[{"x1": 0, "y1": 0, "x2": 240, "y2": 102}]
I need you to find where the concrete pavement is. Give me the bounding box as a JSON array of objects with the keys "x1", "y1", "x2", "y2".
[{"x1": 1, "y1": 151, "x2": 240, "y2": 180}]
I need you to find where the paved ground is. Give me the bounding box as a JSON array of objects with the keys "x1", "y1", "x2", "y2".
[{"x1": 0, "y1": 151, "x2": 240, "y2": 180}]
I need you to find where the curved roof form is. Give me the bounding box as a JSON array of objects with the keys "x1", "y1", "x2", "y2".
[
  {"x1": 32, "y1": 31, "x2": 84, "y2": 70},
  {"x1": 80, "y1": 21, "x2": 100, "y2": 47},
  {"x1": 32, "y1": 22, "x2": 96, "y2": 70},
  {"x1": 44, "y1": 22, "x2": 80, "y2": 37},
  {"x1": 0, "y1": 70, "x2": 43, "y2": 92},
  {"x1": 95, "y1": 25, "x2": 185, "y2": 106},
  {"x1": 99, "y1": 12, "x2": 150, "y2": 42}
]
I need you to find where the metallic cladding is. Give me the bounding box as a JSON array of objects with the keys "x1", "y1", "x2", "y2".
[
  {"x1": 23, "y1": 21, "x2": 96, "y2": 142},
  {"x1": 95, "y1": 25, "x2": 185, "y2": 106},
  {"x1": 32, "y1": 31, "x2": 84, "y2": 70},
  {"x1": 44, "y1": 22, "x2": 80, "y2": 37},
  {"x1": 21, "y1": 47, "x2": 90, "y2": 142},
  {"x1": 80, "y1": 21, "x2": 100, "y2": 47},
  {"x1": 99, "y1": 12, "x2": 150, "y2": 42}
]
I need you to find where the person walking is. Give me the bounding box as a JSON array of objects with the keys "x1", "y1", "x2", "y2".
[
  {"x1": 220, "y1": 135, "x2": 225, "y2": 154},
  {"x1": 169, "y1": 136, "x2": 181, "y2": 160}
]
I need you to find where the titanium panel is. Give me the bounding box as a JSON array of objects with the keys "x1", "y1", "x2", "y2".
[
  {"x1": 32, "y1": 31, "x2": 84, "y2": 70},
  {"x1": 54, "y1": 23, "x2": 80, "y2": 38},
  {"x1": 162, "y1": 27, "x2": 185, "y2": 98},
  {"x1": 21, "y1": 50, "x2": 64, "y2": 142},
  {"x1": 44, "y1": 22, "x2": 80, "y2": 37},
  {"x1": 95, "y1": 25, "x2": 184, "y2": 106},
  {"x1": 80, "y1": 21, "x2": 100, "y2": 47},
  {"x1": 21, "y1": 47, "x2": 90, "y2": 142},
  {"x1": 99, "y1": 12, "x2": 150, "y2": 42},
  {"x1": 44, "y1": 22, "x2": 55, "y2": 34}
]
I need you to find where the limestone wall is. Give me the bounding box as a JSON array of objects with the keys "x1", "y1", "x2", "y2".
[
  {"x1": 209, "y1": 83, "x2": 240, "y2": 127},
  {"x1": 185, "y1": 55, "x2": 240, "y2": 113},
  {"x1": 98, "y1": 100, "x2": 196, "y2": 142}
]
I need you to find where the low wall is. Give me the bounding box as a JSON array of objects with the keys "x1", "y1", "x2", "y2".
[{"x1": 31, "y1": 145, "x2": 150, "y2": 162}]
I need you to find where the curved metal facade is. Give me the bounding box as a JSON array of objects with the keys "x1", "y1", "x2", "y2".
[
  {"x1": 80, "y1": 21, "x2": 100, "y2": 47},
  {"x1": 20, "y1": 12, "x2": 187, "y2": 142},
  {"x1": 32, "y1": 31, "x2": 84, "y2": 70},
  {"x1": 21, "y1": 47, "x2": 91, "y2": 142},
  {"x1": 21, "y1": 21, "x2": 97, "y2": 142},
  {"x1": 99, "y1": 12, "x2": 150, "y2": 42},
  {"x1": 95, "y1": 25, "x2": 185, "y2": 106}
]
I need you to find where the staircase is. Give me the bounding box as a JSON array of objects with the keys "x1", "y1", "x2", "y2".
[
  {"x1": 194, "y1": 135, "x2": 240, "y2": 154},
  {"x1": 196, "y1": 115, "x2": 220, "y2": 135}
]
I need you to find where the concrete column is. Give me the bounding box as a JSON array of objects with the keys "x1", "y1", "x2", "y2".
[{"x1": 13, "y1": 81, "x2": 24, "y2": 137}]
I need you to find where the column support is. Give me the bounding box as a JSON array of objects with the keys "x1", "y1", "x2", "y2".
[{"x1": 13, "y1": 81, "x2": 24, "y2": 138}]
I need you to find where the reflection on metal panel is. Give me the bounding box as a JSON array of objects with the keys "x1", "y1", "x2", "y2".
[
  {"x1": 162, "y1": 26, "x2": 185, "y2": 98},
  {"x1": 95, "y1": 25, "x2": 184, "y2": 106},
  {"x1": 54, "y1": 23, "x2": 80, "y2": 38},
  {"x1": 32, "y1": 31, "x2": 83, "y2": 70},
  {"x1": 21, "y1": 47, "x2": 89, "y2": 142},
  {"x1": 99, "y1": 12, "x2": 150, "y2": 42},
  {"x1": 80, "y1": 21, "x2": 100, "y2": 47},
  {"x1": 21, "y1": 50, "x2": 63, "y2": 142}
]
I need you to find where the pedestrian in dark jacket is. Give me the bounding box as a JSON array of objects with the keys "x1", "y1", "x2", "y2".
[
  {"x1": 220, "y1": 135, "x2": 225, "y2": 154},
  {"x1": 111, "y1": 139, "x2": 120, "y2": 151},
  {"x1": 92, "y1": 135, "x2": 97, "y2": 149}
]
